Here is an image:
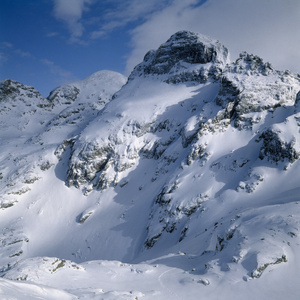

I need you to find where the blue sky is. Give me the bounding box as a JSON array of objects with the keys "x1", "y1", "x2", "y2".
[
  {"x1": 0, "y1": 0, "x2": 135, "y2": 95},
  {"x1": 1, "y1": 0, "x2": 300, "y2": 96}
]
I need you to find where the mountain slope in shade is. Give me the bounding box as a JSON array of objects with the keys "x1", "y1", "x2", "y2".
[{"x1": 0, "y1": 31, "x2": 300, "y2": 299}]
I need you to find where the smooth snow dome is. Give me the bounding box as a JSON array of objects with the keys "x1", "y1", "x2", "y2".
[{"x1": 0, "y1": 31, "x2": 300, "y2": 299}]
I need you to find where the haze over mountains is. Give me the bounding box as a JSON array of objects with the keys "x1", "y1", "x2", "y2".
[{"x1": 0, "y1": 31, "x2": 300, "y2": 299}]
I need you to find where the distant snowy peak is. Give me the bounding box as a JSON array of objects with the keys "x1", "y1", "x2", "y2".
[
  {"x1": 0, "y1": 79, "x2": 52, "y2": 138},
  {"x1": 77, "y1": 70, "x2": 127, "y2": 89},
  {"x1": 48, "y1": 70, "x2": 127, "y2": 105},
  {"x1": 0, "y1": 79, "x2": 48, "y2": 105},
  {"x1": 129, "y1": 30, "x2": 230, "y2": 82}
]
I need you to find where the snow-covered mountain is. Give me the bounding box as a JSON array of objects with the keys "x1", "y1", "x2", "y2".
[{"x1": 1, "y1": 31, "x2": 300, "y2": 299}]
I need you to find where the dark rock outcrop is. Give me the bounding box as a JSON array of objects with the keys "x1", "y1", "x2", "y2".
[{"x1": 129, "y1": 30, "x2": 229, "y2": 83}]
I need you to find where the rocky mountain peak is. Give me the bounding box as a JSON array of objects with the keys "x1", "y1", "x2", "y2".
[
  {"x1": 231, "y1": 51, "x2": 275, "y2": 76},
  {"x1": 0, "y1": 79, "x2": 43, "y2": 102},
  {"x1": 129, "y1": 30, "x2": 229, "y2": 82}
]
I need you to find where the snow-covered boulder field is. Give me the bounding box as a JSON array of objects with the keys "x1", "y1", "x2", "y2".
[{"x1": 0, "y1": 31, "x2": 300, "y2": 299}]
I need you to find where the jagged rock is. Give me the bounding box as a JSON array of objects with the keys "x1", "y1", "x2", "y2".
[
  {"x1": 232, "y1": 52, "x2": 274, "y2": 76},
  {"x1": 215, "y1": 52, "x2": 300, "y2": 128},
  {"x1": 186, "y1": 142, "x2": 209, "y2": 165},
  {"x1": 258, "y1": 129, "x2": 300, "y2": 164},
  {"x1": 48, "y1": 85, "x2": 80, "y2": 105},
  {"x1": 0, "y1": 79, "x2": 52, "y2": 113},
  {"x1": 0, "y1": 79, "x2": 44, "y2": 102},
  {"x1": 66, "y1": 142, "x2": 114, "y2": 188},
  {"x1": 129, "y1": 30, "x2": 229, "y2": 83}
]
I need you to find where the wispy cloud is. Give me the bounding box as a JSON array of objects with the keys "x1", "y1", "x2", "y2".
[
  {"x1": 52, "y1": 0, "x2": 94, "y2": 43},
  {"x1": 90, "y1": 0, "x2": 172, "y2": 39},
  {"x1": 49, "y1": 0, "x2": 300, "y2": 73},
  {"x1": 124, "y1": 0, "x2": 300, "y2": 74},
  {"x1": 102, "y1": 0, "x2": 169, "y2": 28},
  {"x1": 0, "y1": 43, "x2": 34, "y2": 65},
  {"x1": 40, "y1": 58, "x2": 78, "y2": 83},
  {"x1": 46, "y1": 32, "x2": 59, "y2": 38},
  {"x1": 0, "y1": 38, "x2": 76, "y2": 85},
  {"x1": 14, "y1": 49, "x2": 33, "y2": 58},
  {"x1": 1, "y1": 42, "x2": 13, "y2": 49}
]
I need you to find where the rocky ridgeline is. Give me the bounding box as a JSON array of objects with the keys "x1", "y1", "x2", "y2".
[
  {"x1": 216, "y1": 52, "x2": 300, "y2": 128},
  {"x1": 64, "y1": 31, "x2": 300, "y2": 196},
  {"x1": 1, "y1": 31, "x2": 300, "y2": 279},
  {"x1": 129, "y1": 30, "x2": 229, "y2": 83},
  {"x1": 143, "y1": 46, "x2": 300, "y2": 247},
  {"x1": 63, "y1": 32, "x2": 229, "y2": 191},
  {"x1": 54, "y1": 32, "x2": 300, "y2": 262},
  {"x1": 0, "y1": 79, "x2": 46, "y2": 103}
]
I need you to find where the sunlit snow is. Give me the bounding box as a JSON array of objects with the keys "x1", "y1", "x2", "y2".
[{"x1": 0, "y1": 31, "x2": 300, "y2": 299}]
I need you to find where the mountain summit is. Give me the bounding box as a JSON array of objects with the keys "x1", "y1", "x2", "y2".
[
  {"x1": 0, "y1": 31, "x2": 300, "y2": 299},
  {"x1": 130, "y1": 30, "x2": 229, "y2": 81}
]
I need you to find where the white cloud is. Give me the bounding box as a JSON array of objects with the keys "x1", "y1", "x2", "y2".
[
  {"x1": 89, "y1": 0, "x2": 172, "y2": 39},
  {"x1": 49, "y1": 0, "x2": 300, "y2": 73},
  {"x1": 124, "y1": 0, "x2": 300, "y2": 74},
  {"x1": 53, "y1": 0, "x2": 94, "y2": 42},
  {"x1": 102, "y1": 0, "x2": 168, "y2": 27}
]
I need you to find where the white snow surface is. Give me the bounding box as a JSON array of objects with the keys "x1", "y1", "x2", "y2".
[{"x1": 1, "y1": 32, "x2": 300, "y2": 299}]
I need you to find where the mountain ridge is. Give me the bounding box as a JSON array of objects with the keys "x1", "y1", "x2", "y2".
[{"x1": 0, "y1": 31, "x2": 300, "y2": 299}]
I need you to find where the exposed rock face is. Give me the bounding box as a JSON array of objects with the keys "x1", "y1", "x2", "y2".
[
  {"x1": 63, "y1": 32, "x2": 231, "y2": 192},
  {"x1": 0, "y1": 79, "x2": 44, "y2": 101},
  {"x1": 215, "y1": 52, "x2": 300, "y2": 128},
  {"x1": 129, "y1": 30, "x2": 229, "y2": 83},
  {"x1": 48, "y1": 85, "x2": 80, "y2": 105},
  {"x1": 63, "y1": 31, "x2": 300, "y2": 198},
  {"x1": 143, "y1": 31, "x2": 229, "y2": 73},
  {"x1": 65, "y1": 141, "x2": 116, "y2": 189},
  {"x1": 259, "y1": 129, "x2": 300, "y2": 163}
]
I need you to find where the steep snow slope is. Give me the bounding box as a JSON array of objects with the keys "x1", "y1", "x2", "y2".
[
  {"x1": 0, "y1": 31, "x2": 300, "y2": 299},
  {"x1": 0, "y1": 71, "x2": 126, "y2": 265}
]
